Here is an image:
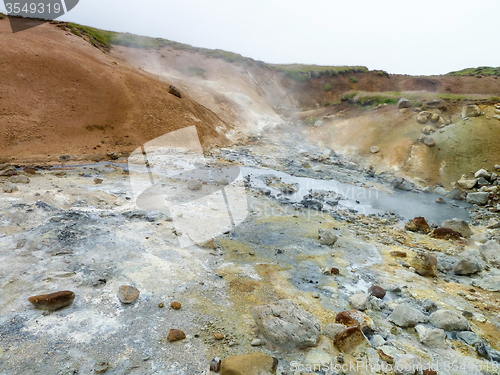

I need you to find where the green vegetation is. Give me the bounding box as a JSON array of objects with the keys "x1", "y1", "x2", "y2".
[
  {"x1": 324, "y1": 82, "x2": 333, "y2": 91},
  {"x1": 271, "y1": 64, "x2": 368, "y2": 82},
  {"x1": 68, "y1": 23, "x2": 114, "y2": 49},
  {"x1": 349, "y1": 76, "x2": 358, "y2": 84},
  {"x1": 447, "y1": 66, "x2": 500, "y2": 77},
  {"x1": 377, "y1": 70, "x2": 389, "y2": 78},
  {"x1": 283, "y1": 70, "x2": 309, "y2": 82},
  {"x1": 341, "y1": 92, "x2": 358, "y2": 101},
  {"x1": 0, "y1": 12, "x2": 4, "y2": 19},
  {"x1": 188, "y1": 66, "x2": 206, "y2": 77},
  {"x1": 323, "y1": 102, "x2": 330, "y2": 107},
  {"x1": 304, "y1": 116, "x2": 318, "y2": 125}
]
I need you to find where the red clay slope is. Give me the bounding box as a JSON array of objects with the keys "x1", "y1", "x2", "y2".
[{"x1": 0, "y1": 17, "x2": 232, "y2": 165}]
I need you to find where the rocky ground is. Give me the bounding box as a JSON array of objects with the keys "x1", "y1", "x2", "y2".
[{"x1": 1, "y1": 128, "x2": 500, "y2": 375}]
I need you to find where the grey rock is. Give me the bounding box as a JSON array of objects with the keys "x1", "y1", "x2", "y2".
[
  {"x1": 394, "y1": 354, "x2": 420, "y2": 375},
  {"x1": 369, "y1": 334, "x2": 386, "y2": 348},
  {"x1": 370, "y1": 146, "x2": 380, "y2": 154},
  {"x1": 457, "y1": 175, "x2": 478, "y2": 189},
  {"x1": 314, "y1": 120, "x2": 324, "y2": 127},
  {"x1": 398, "y1": 98, "x2": 411, "y2": 108},
  {"x1": 8, "y1": 175, "x2": 30, "y2": 184},
  {"x1": 477, "y1": 177, "x2": 490, "y2": 187},
  {"x1": 187, "y1": 180, "x2": 202, "y2": 190},
  {"x1": 456, "y1": 331, "x2": 482, "y2": 346},
  {"x1": 429, "y1": 310, "x2": 469, "y2": 331},
  {"x1": 388, "y1": 304, "x2": 427, "y2": 328},
  {"x1": 0, "y1": 164, "x2": 17, "y2": 176},
  {"x1": 417, "y1": 114, "x2": 428, "y2": 124},
  {"x1": 453, "y1": 257, "x2": 482, "y2": 275},
  {"x1": 318, "y1": 228, "x2": 338, "y2": 246},
  {"x1": 475, "y1": 168, "x2": 491, "y2": 180},
  {"x1": 479, "y1": 240, "x2": 500, "y2": 267},
  {"x1": 323, "y1": 323, "x2": 346, "y2": 340},
  {"x1": 2, "y1": 182, "x2": 18, "y2": 193},
  {"x1": 434, "y1": 186, "x2": 448, "y2": 196},
  {"x1": 487, "y1": 218, "x2": 500, "y2": 229},
  {"x1": 441, "y1": 219, "x2": 473, "y2": 238},
  {"x1": 392, "y1": 177, "x2": 414, "y2": 191},
  {"x1": 422, "y1": 299, "x2": 438, "y2": 313},
  {"x1": 423, "y1": 137, "x2": 435, "y2": 147},
  {"x1": 473, "y1": 275, "x2": 500, "y2": 292},
  {"x1": 445, "y1": 189, "x2": 464, "y2": 200},
  {"x1": 466, "y1": 192, "x2": 489, "y2": 205},
  {"x1": 252, "y1": 299, "x2": 321, "y2": 349},
  {"x1": 415, "y1": 324, "x2": 446, "y2": 347},
  {"x1": 462, "y1": 105, "x2": 481, "y2": 118},
  {"x1": 349, "y1": 293, "x2": 371, "y2": 311}
]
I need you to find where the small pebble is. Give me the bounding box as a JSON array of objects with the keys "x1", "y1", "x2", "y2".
[
  {"x1": 171, "y1": 301, "x2": 181, "y2": 310},
  {"x1": 312, "y1": 292, "x2": 320, "y2": 298},
  {"x1": 390, "y1": 251, "x2": 407, "y2": 257},
  {"x1": 93, "y1": 362, "x2": 109, "y2": 374},
  {"x1": 158, "y1": 302, "x2": 164, "y2": 308},
  {"x1": 368, "y1": 285, "x2": 386, "y2": 299},
  {"x1": 168, "y1": 329, "x2": 186, "y2": 342},
  {"x1": 28, "y1": 291, "x2": 75, "y2": 311},
  {"x1": 251, "y1": 339, "x2": 263, "y2": 346},
  {"x1": 210, "y1": 357, "x2": 222, "y2": 372},
  {"x1": 94, "y1": 178, "x2": 103, "y2": 184},
  {"x1": 331, "y1": 267, "x2": 340, "y2": 275},
  {"x1": 215, "y1": 333, "x2": 224, "y2": 340},
  {"x1": 118, "y1": 285, "x2": 140, "y2": 304}
]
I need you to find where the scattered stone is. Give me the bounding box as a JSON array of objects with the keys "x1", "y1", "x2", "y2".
[
  {"x1": 456, "y1": 331, "x2": 481, "y2": 347},
  {"x1": 436, "y1": 197, "x2": 446, "y2": 204},
  {"x1": 210, "y1": 357, "x2": 222, "y2": 372},
  {"x1": 477, "y1": 177, "x2": 489, "y2": 187},
  {"x1": 417, "y1": 114, "x2": 428, "y2": 124},
  {"x1": 323, "y1": 323, "x2": 347, "y2": 340},
  {"x1": 453, "y1": 257, "x2": 481, "y2": 275},
  {"x1": 331, "y1": 267, "x2": 340, "y2": 274},
  {"x1": 422, "y1": 126, "x2": 433, "y2": 135},
  {"x1": 387, "y1": 304, "x2": 427, "y2": 327},
  {"x1": 368, "y1": 285, "x2": 386, "y2": 299},
  {"x1": 487, "y1": 218, "x2": 500, "y2": 229},
  {"x1": 0, "y1": 164, "x2": 17, "y2": 176},
  {"x1": 24, "y1": 168, "x2": 37, "y2": 175},
  {"x1": 462, "y1": 105, "x2": 481, "y2": 118},
  {"x1": 429, "y1": 310, "x2": 469, "y2": 331},
  {"x1": 28, "y1": 290, "x2": 75, "y2": 311},
  {"x1": 415, "y1": 325, "x2": 446, "y2": 347},
  {"x1": 94, "y1": 178, "x2": 103, "y2": 184},
  {"x1": 392, "y1": 177, "x2": 414, "y2": 191},
  {"x1": 445, "y1": 189, "x2": 464, "y2": 200},
  {"x1": 457, "y1": 175, "x2": 478, "y2": 189},
  {"x1": 334, "y1": 326, "x2": 369, "y2": 353},
  {"x1": 158, "y1": 302, "x2": 164, "y2": 308},
  {"x1": 434, "y1": 186, "x2": 448, "y2": 196},
  {"x1": 8, "y1": 175, "x2": 29, "y2": 184},
  {"x1": 411, "y1": 252, "x2": 438, "y2": 277},
  {"x1": 167, "y1": 329, "x2": 186, "y2": 342},
  {"x1": 370, "y1": 146, "x2": 380, "y2": 154},
  {"x1": 430, "y1": 113, "x2": 440, "y2": 123},
  {"x1": 335, "y1": 309, "x2": 372, "y2": 329},
  {"x1": 252, "y1": 299, "x2": 321, "y2": 349},
  {"x1": 187, "y1": 180, "x2": 202, "y2": 190},
  {"x1": 215, "y1": 333, "x2": 224, "y2": 340},
  {"x1": 422, "y1": 299, "x2": 438, "y2": 313},
  {"x1": 168, "y1": 85, "x2": 182, "y2": 98},
  {"x1": 318, "y1": 228, "x2": 338, "y2": 246},
  {"x1": 390, "y1": 250, "x2": 407, "y2": 257},
  {"x1": 171, "y1": 301, "x2": 181, "y2": 310},
  {"x1": 430, "y1": 227, "x2": 461, "y2": 240},
  {"x1": 398, "y1": 98, "x2": 411, "y2": 108},
  {"x1": 349, "y1": 293, "x2": 370, "y2": 311},
  {"x1": 473, "y1": 275, "x2": 500, "y2": 292},
  {"x1": 118, "y1": 285, "x2": 140, "y2": 304},
  {"x1": 220, "y1": 353, "x2": 278, "y2": 375},
  {"x1": 466, "y1": 192, "x2": 489, "y2": 205},
  {"x1": 405, "y1": 217, "x2": 431, "y2": 234},
  {"x1": 423, "y1": 137, "x2": 435, "y2": 147},
  {"x1": 475, "y1": 168, "x2": 492, "y2": 180},
  {"x1": 250, "y1": 338, "x2": 264, "y2": 346},
  {"x1": 441, "y1": 219, "x2": 473, "y2": 238},
  {"x1": 378, "y1": 345, "x2": 403, "y2": 364},
  {"x1": 2, "y1": 182, "x2": 18, "y2": 193},
  {"x1": 93, "y1": 362, "x2": 109, "y2": 374},
  {"x1": 370, "y1": 334, "x2": 386, "y2": 348}
]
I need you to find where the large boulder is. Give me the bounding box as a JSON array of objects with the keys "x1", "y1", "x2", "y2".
[
  {"x1": 415, "y1": 324, "x2": 446, "y2": 347},
  {"x1": 387, "y1": 304, "x2": 427, "y2": 328},
  {"x1": 457, "y1": 175, "x2": 478, "y2": 189},
  {"x1": 405, "y1": 217, "x2": 431, "y2": 234},
  {"x1": 479, "y1": 240, "x2": 500, "y2": 267},
  {"x1": 462, "y1": 105, "x2": 481, "y2": 118},
  {"x1": 221, "y1": 353, "x2": 278, "y2": 375},
  {"x1": 475, "y1": 169, "x2": 492, "y2": 180},
  {"x1": 473, "y1": 275, "x2": 500, "y2": 292},
  {"x1": 429, "y1": 310, "x2": 469, "y2": 331},
  {"x1": 441, "y1": 219, "x2": 473, "y2": 238},
  {"x1": 252, "y1": 299, "x2": 321, "y2": 349}
]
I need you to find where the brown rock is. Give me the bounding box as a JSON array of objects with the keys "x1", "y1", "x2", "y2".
[
  {"x1": 24, "y1": 168, "x2": 37, "y2": 175},
  {"x1": 334, "y1": 326, "x2": 369, "y2": 353},
  {"x1": 168, "y1": 329, "x2": 186, "y2": 342},
  {"x1": 215, "y1": 333, "x2": 224, "y2": 340},
  {"x1": 221, "y1": 353, "x2": 278, "y2": 375},
  {"x1": 411, "y1": 252, "x2": 438, "y2": 277},
  {"x1": 169, "y1": 85, "x2": 182, "y2": 98},
  {"x1": 430, "y1": 227, "x2": 461, "y2": 240},
  {"x1": 331, "y1": 267, "x2": 340, "y2": 275},
  {"x1": 117, "y1": 285, "x2": 140, "y2": 304},
  {"x1": 94, "y1": 178, "x2": 103, "y2": 184},
  {"x1": 28, "y1": 290, "x2": 75, "y2": 311},
  {"x1": 368, "y1": 285, "x2": 386, "y2": 299},
  {"x1": 390, "y1": 251, "x2": 407, "y2": 257},
  {"x1": 405, "y1": 217, "x2": 431, "y2": 234},
  {"x1": 335, "y1": 309, "x2": 372, "y2": 329},
  {"x1": 171, "y1": 301, "x2": 181, "y2": 310}
]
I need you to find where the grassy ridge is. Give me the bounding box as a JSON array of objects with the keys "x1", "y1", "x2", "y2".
[{"x1": 447, "y1": 66, "x2": 500, "y2": 77}]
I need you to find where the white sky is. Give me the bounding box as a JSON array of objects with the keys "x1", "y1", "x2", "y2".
[{"x1": 2, "y1": 0, "x2": 499, "y2": 75}]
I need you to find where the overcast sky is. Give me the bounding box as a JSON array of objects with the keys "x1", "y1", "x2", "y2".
[{"x1": 2, "y1": 0, "x2": 499, "y2": 75}]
